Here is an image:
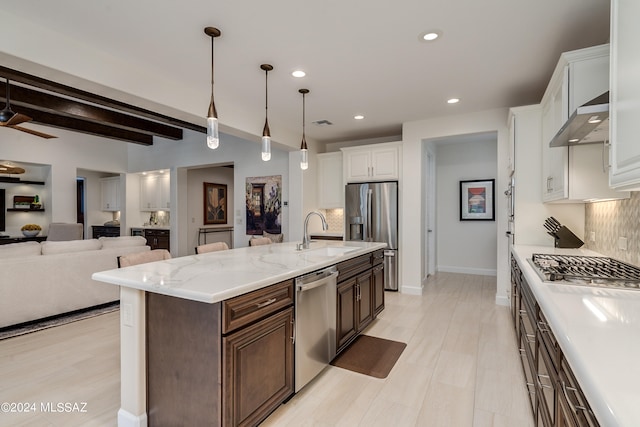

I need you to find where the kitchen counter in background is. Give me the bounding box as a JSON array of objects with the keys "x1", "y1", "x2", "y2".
[
  {"x1": 310, "y1": 231, "x2": 344, "y2": 241},
  {"x1": 512, "y1": 245, "x2": 640, "y2": 427}
]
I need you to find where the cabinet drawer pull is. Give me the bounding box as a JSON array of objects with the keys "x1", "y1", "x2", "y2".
[
  {"x1": 256, "y1": 298, "x2": 277, "y2": 308},
  {"x1": 537, "y1": 374, "x2": 553, "y2": 389},
  {"x1": 561, "y1": 381, "x2": 587, "y2": 412}
]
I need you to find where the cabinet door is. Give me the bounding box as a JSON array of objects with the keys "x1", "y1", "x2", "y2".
[
  {"x1": 371, "y1": 146, "x2": 399, "y2": 180},
  {"x1": 344, "y1": 150, "x2": 372, "y2": 182},
  {"x1": 610, "y1": 0, "x2": 640, "y2": 190},
  {"x1": 223, "y1": 307, "x2": 294, "y2": 427},
  {"x1": 372, "y1": 263, "x2": 385, "y2": 316},
  {"x1": 140, "y1": 175, "x2": 157, "y2": 211},
  {"x1": 541, "y1": 78, "x2": 568, "y2": 202},
  {"x1": 356, "y1": 270, "x2": 373, "y2": 331},
  {"x1": 336, "y1": 278, "x2": 357, "y2": 351},
  {"x1": 100, "y1": 177, "x2": 120, "y2": 211},
  {"x1": 158, "y1": 173, "x2": 170, "y2": 210},
  {"x1": 317, "y1": 152, "x2": 344, "y2": 209}
]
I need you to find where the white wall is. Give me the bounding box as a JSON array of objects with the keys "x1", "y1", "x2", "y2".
[
  {"x1": 127, "y1": 129, "x2": 291, "y2": 256},
  {"x1": 186, "y1": 167, "x2": 234, "y2": 254},
  {"x1": 435, "y1": 138, "x2": 497, "y2": 275},
  {"x1": 402, "y1": 108, "x2": 510, "y2": 304},
  {"x1": 0, "y1": 126, "x2": 129, "y2": 236}
]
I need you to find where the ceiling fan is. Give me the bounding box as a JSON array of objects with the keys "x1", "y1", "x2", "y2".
[
  {"x1": 0, "y1": 78, "x2": 57, "y2": 139},
  {"x1": 0, "y1": 163, "x2": 25, "y2": 174}
]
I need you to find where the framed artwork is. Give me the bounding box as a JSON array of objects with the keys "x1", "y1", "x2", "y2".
[
  {"x1": 204, "y1": 182, "x2": 227, "y2": 224},
  {"x1": 245, "y1": 175, "x2": 282, "y2": 235},
  {"x1": 460, "y1": 179, "x2": 495, "y2": 221}
]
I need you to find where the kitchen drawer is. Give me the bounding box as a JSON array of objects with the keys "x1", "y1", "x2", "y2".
[
  {"x1": 371, "y1": 249, "x2": 384, "y2": 266},
  {"x1": 337, "y1": 253, "x2": 371, "y2": 283},
  {"x1": 144, "y1": 229, "x2": 170, "y2": 237},
  {"x1": 222, "y1": 279, "x2": 294, "y2": 334}
]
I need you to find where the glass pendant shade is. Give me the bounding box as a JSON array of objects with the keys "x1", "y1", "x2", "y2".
[
  {"x1": 261, "y1": 134, "x2": 271, "y2": 161},
  {"x1": 207, "y1": 116, "x2": 219, "y2": 149},
  {"x1": 300, "y1": 147, "x2": 309, "y2": 170}
]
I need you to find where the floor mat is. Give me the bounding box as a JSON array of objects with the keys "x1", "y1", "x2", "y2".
[
  {"x1": 330, "y1": 335, "x2": 406, "y2": 379},
  {"x1": 0, "y1": 302, "x2": 119, "y2": 340}
]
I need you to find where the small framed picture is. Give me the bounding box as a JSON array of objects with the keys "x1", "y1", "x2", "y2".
[
  {"x1": 203, "y1": 182, "x2": 227, "y2": 225},
  {"x1": 460, "y1": 179, "x2": 495, "y2": 221}
]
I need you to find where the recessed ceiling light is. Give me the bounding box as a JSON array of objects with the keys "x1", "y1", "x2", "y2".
[
  {"x1": 419, "y1": 30, "x2": 442, "y2": 42},
  {"x1": 292, "y1": 70, "x2": 306, "y2": 78},
  {"x1": 447, "y1": 98, "x2": 460, "y2": 104},
  {"x1": 354, "y1": 115, "x2": 364, "y2": 120}
]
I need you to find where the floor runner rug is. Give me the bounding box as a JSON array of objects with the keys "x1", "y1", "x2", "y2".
[
  {"x1": 330, "y1": 335, "x2": 406, "y2": 379},
  {"x1": 0, "y1": 302, "x2": 119, "y2": 340}
]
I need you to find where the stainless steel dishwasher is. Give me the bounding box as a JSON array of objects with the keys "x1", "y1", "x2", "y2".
[{"x1": 294, "y1": 265, "x2": 338, "y2": 392}]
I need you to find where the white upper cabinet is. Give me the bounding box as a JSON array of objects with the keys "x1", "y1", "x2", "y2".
[
  {"x1": 317, "y1": 152, "x2": 344, "y2": 209},
  {"x1": 609, "y1": 0, "x2": 640, "y2": 190},
  {"x1": 341, "y1": 142, "x2": 401, "y2": 183},
  {"x1": 100, "y1": 176, "x2": 121, "y2": 212},
  {"x1": 540, "y1": 44, "x2": 627, "y2": 202},
  {"x1": 140, "y1": 173, "x2": 170, "y2": 211}
]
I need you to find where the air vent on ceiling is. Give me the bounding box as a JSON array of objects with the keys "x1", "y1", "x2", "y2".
[{"x1": 312, "y1": 119, "x2": 333, "y2": 126}]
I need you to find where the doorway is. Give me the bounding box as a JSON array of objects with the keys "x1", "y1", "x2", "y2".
[{"x1": 76, "y1": 177, "x2": 85, "y2": 226}]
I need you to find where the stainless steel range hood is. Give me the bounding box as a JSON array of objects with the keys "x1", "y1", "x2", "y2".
[{"x1": 549, "y1": 92, "x2": 609, "y2": 147}]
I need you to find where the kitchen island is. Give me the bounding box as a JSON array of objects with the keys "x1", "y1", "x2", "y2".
[
  {"x1": 93, "y1": 240, "x2": 386, "y2": 427},
  {"x1": 512, "y1": 245, "x2": 640, "y2": 427}
]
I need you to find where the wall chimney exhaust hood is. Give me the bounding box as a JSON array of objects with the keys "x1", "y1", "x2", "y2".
[{"x1": 549, "y1": 92, "x2": 609, "y2": 147}]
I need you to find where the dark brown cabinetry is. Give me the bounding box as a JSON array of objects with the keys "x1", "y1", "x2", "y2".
[
  {"x1": 146, "y1": 279, "x2": 294, "y2": 427},
  {"x1": 336, "y1": 249, "x2": 384, "y2": 354},
  {"x1": 511, "y1": 255, "x2": 599, "y2": 427},
  {"x1": 144, "y1": 228, "x2": 170, "y2": 251}
]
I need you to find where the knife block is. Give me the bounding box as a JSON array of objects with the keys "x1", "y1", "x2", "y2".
[{"x1": 554, "y1": 226, "x2": 584, "y2": 249}]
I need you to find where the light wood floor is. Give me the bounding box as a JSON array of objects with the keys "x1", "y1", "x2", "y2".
[{"x1": 0, "y1": 273, "x2": 533, "y2": 427}]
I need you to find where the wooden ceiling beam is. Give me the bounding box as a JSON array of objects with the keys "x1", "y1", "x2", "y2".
[
  {"x1": 0, "y1": 66, "x2": 205, "y2": 135},
  {"x1": 15, "y1": 106, "x2": 154, "y2": 145},
  {"x1": 0, "y1": 83, "x2": 182, "y2": 140}
]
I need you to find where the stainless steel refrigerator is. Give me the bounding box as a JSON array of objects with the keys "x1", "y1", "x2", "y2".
[{"x1": 345, "y1": 181, "x2": 398, "y2": 291}]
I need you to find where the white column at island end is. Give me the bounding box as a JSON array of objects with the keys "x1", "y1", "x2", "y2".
[
  {"x1": 117, "y1": 287, "x2": 148, "y2": 427},
  {"x1": 91, "y1": 241, "x2": 387, "y2": 427}
]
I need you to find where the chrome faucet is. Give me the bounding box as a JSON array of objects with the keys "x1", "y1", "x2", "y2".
[{"x1": 298, "y1": 211, "x2": 328, "y2": 250}]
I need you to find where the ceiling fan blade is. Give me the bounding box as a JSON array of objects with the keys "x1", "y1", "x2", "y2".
[
  {"x1": 9, "y1": 125, "x2": 57, "y2": 139},
  {"x1": 6, "y1": 112, "x2": 32, "y2": 126},
  {"x1": 0, "y1": 165, "x2": 26, "y2": 174}
]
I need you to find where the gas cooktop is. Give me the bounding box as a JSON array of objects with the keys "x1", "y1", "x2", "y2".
[{"x1": 528, "y1": 253, "x2": 640, "y2": 290}]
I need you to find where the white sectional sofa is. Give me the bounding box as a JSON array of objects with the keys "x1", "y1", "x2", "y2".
[{"x1": 0, "y1": 236, "x2": 150, "y2": 329}]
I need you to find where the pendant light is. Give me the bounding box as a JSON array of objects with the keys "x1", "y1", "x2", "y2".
[
  {"x1": 204, "y1": 27, "x2": 221, "y2": 149},
  {"x1": 299, "y1": 89, "x2": 309, "y2": 170},
  {"x1": 260, "y1": 64, "x2": 273, "y2": 161}
]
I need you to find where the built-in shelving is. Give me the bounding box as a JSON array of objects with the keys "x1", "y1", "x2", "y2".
[{"x1": 0, "y1": 178, "x2": 45, "y2": 185}]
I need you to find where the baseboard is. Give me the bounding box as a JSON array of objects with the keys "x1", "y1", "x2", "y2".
[
  {"x1": 118, "y1": 409, "x2": 147, "y2": 427},
  {"x1": 400, "y1": 284, "x2": 423, "y2": 295},
  {"x1": 437, "y1": 265, "x2": 497, "y2": 276}
]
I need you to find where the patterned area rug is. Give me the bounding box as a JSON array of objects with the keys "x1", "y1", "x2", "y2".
[
  {"x1": 0, "y1": 302, "x2": 119, "y2": 341},
  {"x1": 331, "y1": 335, "x2": 406, "y2": 378}
]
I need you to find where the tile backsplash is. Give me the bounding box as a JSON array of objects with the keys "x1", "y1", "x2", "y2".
[
  {"x1": 585, "y1": 192, "x2": 640, "y2": 266},
  {"x1": 322, "y1": 209, "x2": 344, "y2": 233}
]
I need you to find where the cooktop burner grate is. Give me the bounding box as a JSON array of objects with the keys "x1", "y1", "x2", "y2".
[{"x1": 529, "y1": 253, "x2": 640, "y2": 290}]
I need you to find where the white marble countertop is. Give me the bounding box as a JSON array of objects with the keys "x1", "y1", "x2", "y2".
[
  {"x1": 512, "y1": 245, "x2": 640, "y2": 427},
  {"x1": 93, "y1": 240, "x2": 386, "y2": 304}
]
